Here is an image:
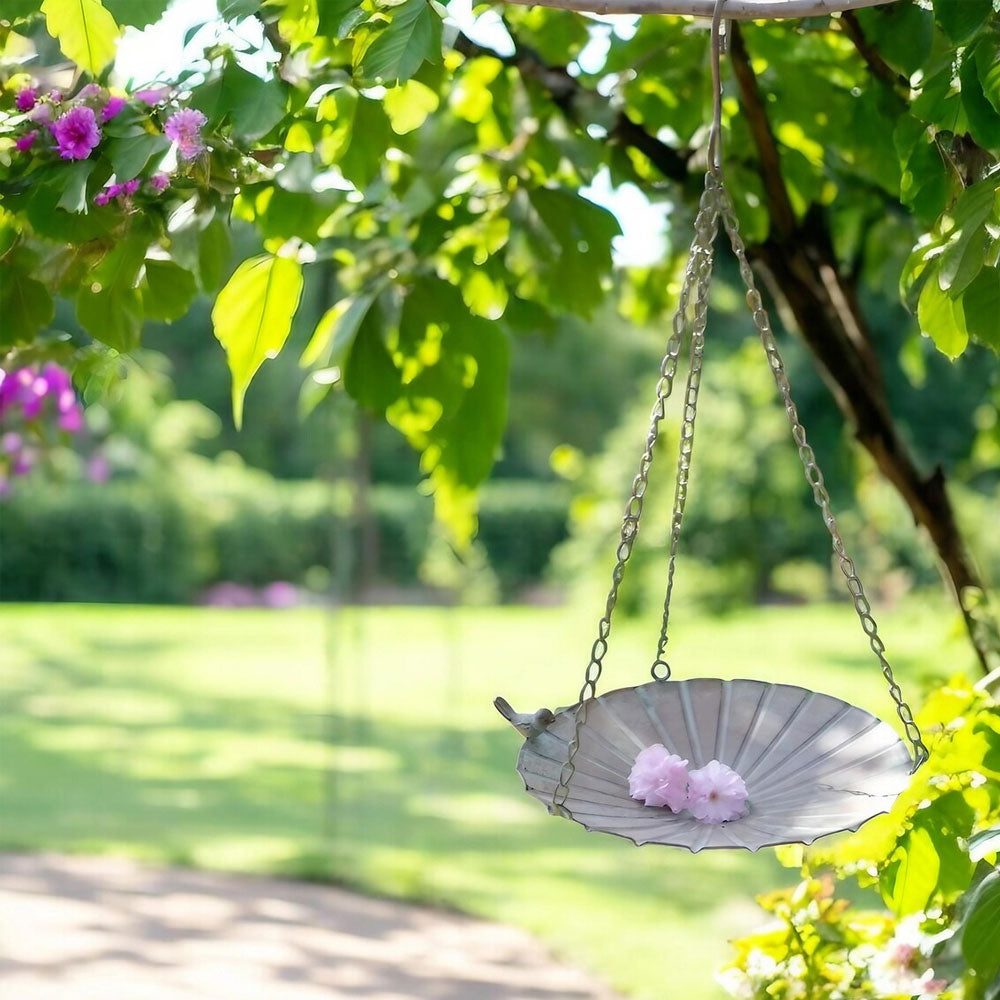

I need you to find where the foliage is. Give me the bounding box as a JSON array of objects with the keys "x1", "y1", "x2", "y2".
[
  {"x1": 719, "y1": 678, "x2": 1000, "y2": 999},
  {"x1": 1, "y1": 0, "x2": 997, "y2": 540},
  {"x1": 0, "y1": 465, "x2": 570, "y2": 601}
]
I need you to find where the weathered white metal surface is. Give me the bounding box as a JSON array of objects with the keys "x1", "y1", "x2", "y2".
[
  {"x1": 509, "y1": 678, "x2": 913, "y2": 853},
  {"x1": 501, "y1": 0, "x2": 900, "y2": 18}
]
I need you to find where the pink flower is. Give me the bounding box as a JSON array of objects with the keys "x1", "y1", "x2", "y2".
[
  {"x1": 48, "y1": 89, "x2": 63, "y2": 103},
  {"x1": 93, "y1": 190, "x2": 112, "y2": 206},
  {"x1": 86, "y1": 453, "x2": 110, "y2": 484},
  {"x1": 15, "y1": 87, "x2": 37, "y2": 112},
  {"x1": 121, "y1": 178, "x2": 140, "y2": 195},
  {"x1": 164, "y1": 108, "x2": 207, "y2": 159},
  {"x1": 687, "y1": 760, "x2": 749, "y2": 824},
  {"x1": 921, "y1": 979, "x2": 948, "y2": 996},
  {"x1": 149, "y1": 172, "x2": 170, "y2": 192},
  {"x1": 51, "y1": 106, "x2": 101, "y2": 160},
  {"x1": 28, "y1": 103, "x2": 53, "y2": 124},
  {"x1": 628, "y1": 745, "x2": 690, "y2": 813},
  {"x1": 77, "y1": 83, "x2": 103, "y2": 99},
  {"x1": 15, "y1": 130, "x2": 39, "y2": 152},
  {"x1": 135, "y1": 87, "x2": 169, "y2": 105},
  {"x1": 102, "y1": 95, "x2": 127, "y2": 121}
]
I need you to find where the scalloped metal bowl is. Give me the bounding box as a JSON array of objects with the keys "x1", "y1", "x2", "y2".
[{"x1": 512, "y1": 678, "x2": 914, "y2": 853}]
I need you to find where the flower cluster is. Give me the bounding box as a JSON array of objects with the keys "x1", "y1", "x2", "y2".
[
  {"x1": 6, "y1": 79, "x2": 208, "y2": 203},
  {"x1": 0, "y1": 363, "x2": 84, "y2": 494},
  {"x1": 716, "y1": 882, "x2": 954, "y2": 1000},
  {"x1": 628, "y1": 746, "x2": 748, "y2": 824}
]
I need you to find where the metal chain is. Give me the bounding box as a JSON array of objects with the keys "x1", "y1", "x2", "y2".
[
  {"x1": 651, "y1": 191, "x2": 718, "y2": 678},
  {"x1": 550, "y1": 183, "x2": 721, "y2": 815},
  {"x1": 711, "y1": 175, "x2": 929, "y2": 770}
]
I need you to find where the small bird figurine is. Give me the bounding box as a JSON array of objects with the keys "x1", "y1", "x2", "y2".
[{"x1": 494, "y1": 696, "x2": 556, "y2": 739}]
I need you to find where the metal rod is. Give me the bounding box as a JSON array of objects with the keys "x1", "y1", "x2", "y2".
[{"x1": 499, "y1": 0, "x2": 899, "y2": 19}]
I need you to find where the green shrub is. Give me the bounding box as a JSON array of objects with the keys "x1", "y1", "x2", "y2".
[{"x1": 0, "y1": 469, "x2": 570, "y2": 603}]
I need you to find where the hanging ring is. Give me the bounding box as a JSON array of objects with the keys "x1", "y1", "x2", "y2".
[
  {"x1": 707, "y1": 0, "x2": 728, "y2": 177},
  {"x1": 651, "y1": 659, "x2": 672, "y2": 681}
]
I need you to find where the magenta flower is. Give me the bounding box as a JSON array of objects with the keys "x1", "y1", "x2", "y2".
[
  {"x1": 686, "y1": 760, "x2": 748, "y2": 824},
  {"x1": 1, "y1": 432, "x2": 22, "y2": 455},
  {"x1": 93, "y1": 190, "x2": 112, "y2": 206},
  {"x1": 149, "y1": 172, "x2": 170, "y2": 192},
  {"x1": 628, "y1": 745, "x2": 690, "y2": 813},
  {"x1": 51, "y1": 106, "x2": 101, "y2": 160},
  {"x1": 164, "y1": 108, "x2": 207, "y2": 159},
  {"x1": 15, "y1": 87, "x2": 37, "y2": 112},
  {"x1": 48, "y1": 89, "x2": 63, "y2": 103},
  {"x1": 102, "y1": 95, "x2": 127, "y2": 121},
  {"x1": 135, "y1": 87, "x2": 169, "y2": 105},
  {"x1": 122, "y1": 178, "x2": 141, "y2": 195},
  {"x1": 15, "y1": 130, "x2": 39, "y2": 152}
]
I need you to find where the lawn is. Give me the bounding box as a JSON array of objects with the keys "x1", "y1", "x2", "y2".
[{"x1": 0, "y1": 598, "x2": 969, "y2": 998}]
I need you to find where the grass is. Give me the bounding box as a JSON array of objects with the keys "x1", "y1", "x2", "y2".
[{"x1": 0, "y1": 597, "x2": 968, "y2": 998}]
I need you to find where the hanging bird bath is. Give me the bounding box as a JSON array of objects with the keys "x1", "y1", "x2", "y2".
[{"x1": 495, "y1": 0, "x2": 926, "y2": 853}]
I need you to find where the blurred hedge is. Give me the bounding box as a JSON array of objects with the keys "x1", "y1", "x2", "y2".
[{"x1": 0, "y1": 471, "x2": 570, "y2": 603}]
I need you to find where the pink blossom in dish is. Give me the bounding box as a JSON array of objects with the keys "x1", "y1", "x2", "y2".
[
  {"x1": 686, "y1": 760, "x2": 748, "y2": 824},
  {"x1": 15, "y1": 130, "x2": 39, "y2": 152},
  {"x1": 15, "y1": 87, "x2": 37, "y2": 112},
  {"x1": 102, "y1": 95, "x2": 127, "y2": 121},
  {"x1": 51, "y1": 106, "x2": 101, "y2": 159},
  {"x1": 164, "y1": 108, "x2": 207, "y2": 159},
  {"x1": 628, "y1": 744, "x2": 690, "y2": 813}
]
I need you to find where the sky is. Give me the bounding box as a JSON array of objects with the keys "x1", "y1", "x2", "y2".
[{"x1": 113, "y1": 0, "x2": 669, "y2": 267}]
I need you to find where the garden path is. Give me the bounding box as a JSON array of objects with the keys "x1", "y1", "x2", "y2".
[{"x1": 0, "y1": 853, "x2": 623, "y2": 1000}]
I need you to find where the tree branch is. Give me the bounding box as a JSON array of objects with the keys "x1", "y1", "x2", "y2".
[
  {"x1": 839, "y1": 10, "x2": 909, "y2": 93},
  {"x1": 454, "y1": 31, "x2": 692, "y2": 183}
]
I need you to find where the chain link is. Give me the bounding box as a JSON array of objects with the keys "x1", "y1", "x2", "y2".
[
  {"x1": 652, "y1": 189, "x2": 718, "y2": 677},
  {"x1": 550, "y1": 182, "x2": 721, "y2": 815},
  {"x1": 711, "y1": 175, "x2": 929, "y2": 770}
]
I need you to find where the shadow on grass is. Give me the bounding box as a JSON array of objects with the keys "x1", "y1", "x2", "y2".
[{"x1": 0, "y1": 630, "x2": 791, "y2": 923}]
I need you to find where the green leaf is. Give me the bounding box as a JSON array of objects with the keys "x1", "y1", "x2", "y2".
[
  {"x1": 192, "y1": 60, "x2": 287, "y2": 141},
  {"x1": 55, "y1": 160, "x2": 96, "y2": 214},
  {"x1": 960, "y1": 45, "x2": 1000, "y2": 150},
  {"x1": 316, "y1": 0, "x2": 362, "y2": 36},
  {"x1": 198, "y1": 215, "x2": 231, "y2": 292},
  {"x1": 108, "y1": 133, "x2": 169, "y2": 180},
  {"x1": 939, "y1": 224, "x2": 992, "y2": 295},
  {"x1": 343, "y1": 297, "x2": 403, "y2": 412},
  {"x1": 969, "y1": 824, "x2": 1000, "y2": 862},
  {"x1": 75, "y1": 235, "x2": 148, "y2": 352},
  {"x1": 384, "y1": 79, "x2": 439, "y2": 134},
  {"x1": 102, "y1": 0, "x2": 169, "y2": 27},
  {"x1": 524, "y1": 188, "x2": 621, "y2": 316},
  {"x1": 918, "y1": 274, "x2": 969, "y2": 358},
  {"x1": 301, "y1": 290, "x2": 376, "y2": 367},
  {"x1": 0, "y1": 253, "x2": 54, "y2": 347},
  {"x1": 140, "y1": 259, "x2": 197, "y2": 322},
  {"x1": 211, "y1": 254, "x2": 304, "y2": 428},
  {"x1": 881, "y1": 824, "x2": 940, "y2": 915},
  {"x1": 337, "y1": 96, "x2": 389, "y2": 190},
  {"x1": 963, "y1": 266, "x2": 1000, "y2": 352},
  {"x1": 935, "y1": 0, "x2": 992, "y2": 44},
  {"x1": 357, "y1": 0, "x2": 442, "y2": 85},
  {"x1": 218, "y1": 0, "x2": 259, "y2": 17},
  {"x1": 41, "y1": 0, "x2": 119, "y2": 75},
  {"x1": 963, "y1": 872, "x2": 1000, "y2": 982},
  {"x1": 978, "y1": 40, "x2": 1000, "y2": 116}
]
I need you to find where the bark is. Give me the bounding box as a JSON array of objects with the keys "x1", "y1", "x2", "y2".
[{"x1": 728, "y1": 24, "x2": 996, "y2": 673}]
